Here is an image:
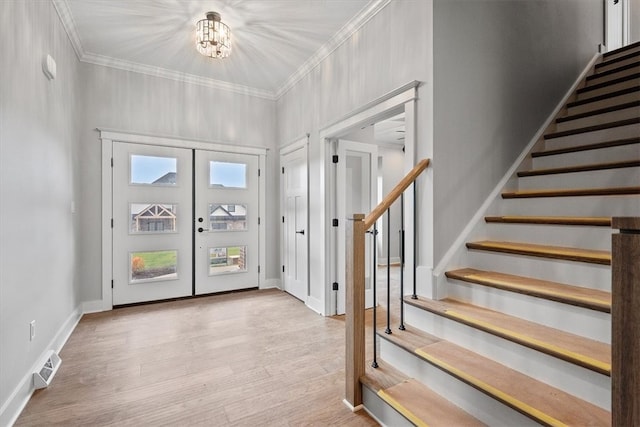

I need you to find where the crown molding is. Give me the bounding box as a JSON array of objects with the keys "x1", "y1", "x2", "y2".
[
  {"x1": 52, "y1": 0, "x2": 85, "y2": 59},
  {"x1": 51, "y1": 0, "x2": 390, "y2": 102},
  {"x1": 81, "y1": 52, "x2": 276, "y2": 100},
  {"x1": 274, "y1": 0, "x2": 391, "y2": 99}
]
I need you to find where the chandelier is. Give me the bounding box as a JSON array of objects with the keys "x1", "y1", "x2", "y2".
[{"x1": 196, "y1": 12, "x2": 231, "y2": 58}]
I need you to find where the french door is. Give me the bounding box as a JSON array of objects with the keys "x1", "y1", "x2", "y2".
[
  {"x1": 194, "y1": 150, "x2": 259, "y2": 294},
  {"x1": 111, "y1": 142, "x2": 260, "y2": 305}
]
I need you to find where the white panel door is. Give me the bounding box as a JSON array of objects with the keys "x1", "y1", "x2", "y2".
[
  {"x1": 112, "y1": 142, "x2": 193, "y2": 305},
  {"x1": 336, "y1": 140, "x2": 378, "y2": 315},
  {"x1": 194, "y1": 150, "x2": 260, "y2": 294},
  {"x1": 282, "y1": 146, "x2": 308, "y2": 301}
]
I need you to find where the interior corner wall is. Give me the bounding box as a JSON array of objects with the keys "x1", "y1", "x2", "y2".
[
  {"x1": 431, "y1": 0, "x2": 604, "y2": 264},
  {"x1": 78, "y1": 64, "x2": 279, "y2": 303},
  {"x1": 631, "y1": 0, "x2": 640, "y2": 43},
  {"x1": 276, "y1": 0, "x2": 432, "y2": 311},
  {"x1": 0, "y1": 0, "x2": 83, "y2": 422}
]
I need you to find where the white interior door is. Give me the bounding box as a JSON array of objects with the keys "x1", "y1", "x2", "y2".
[
  {"x1": 112, "y1": 142, "x2": 193, "y2": 305},
  {"x1": 281, "y1": 146, "x2": 308, "y2": 301},
  {"x1": 194, "y1": 150, "x2": 260, "y2": 294},
  {"x1": 606, "y1": 0, "x2": 630, "y2": 50},
  {"x1": 335, "y1": 139, "x2": 378, "y2": 315}
]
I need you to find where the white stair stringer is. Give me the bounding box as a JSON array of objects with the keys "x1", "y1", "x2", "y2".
[
  {"x1": 402, "y1": 304, "x2": 612, "y2": 410},
  {"x1": 531, "y1": 143, "x2": 639, "y2": 169},
  {"x1": 446, "y1": 279, "x2": 610, "y2": 343},
  {"x1": 377, "y1": 338, "x2": 538, "y2": 427},
  {"x1": 517, "y1": 166, "x2": 640, "y2": 191}
]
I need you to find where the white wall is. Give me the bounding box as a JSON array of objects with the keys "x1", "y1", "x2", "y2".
[
  {"x1": 78, "y1": 63, "x2": 279, "y2": 302},
  {"x1": 431, "y1": 0, "x2": 604, "y2": 262},
  {"x1": 0, "y1": 1, "x2": 82, "y2": 422}
]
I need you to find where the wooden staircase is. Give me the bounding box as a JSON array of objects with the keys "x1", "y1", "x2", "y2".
[{"x1": 360, "y1": 42, "x2": 640, "y2": 426}]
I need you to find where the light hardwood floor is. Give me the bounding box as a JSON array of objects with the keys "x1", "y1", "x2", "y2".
[{"x1": 16, "y1": 289, "x2": 378, "y2": 426}]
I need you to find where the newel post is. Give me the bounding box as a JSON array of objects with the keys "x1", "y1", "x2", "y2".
[
  {"x1": 346, "y1": 213, "x2": 366, "y2": 410},
  {"x1": 612, "y1": 217, "x2": 640, "y2": 426}
]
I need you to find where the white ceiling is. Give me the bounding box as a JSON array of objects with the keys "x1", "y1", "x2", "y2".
[{"x1": 54, "y1": 0, "x2": 388, "y2": 99}]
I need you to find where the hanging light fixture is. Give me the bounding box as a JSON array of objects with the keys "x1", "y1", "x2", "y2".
[{"x1": 196, "y1": 11, "x2": 231, "y2": 58}]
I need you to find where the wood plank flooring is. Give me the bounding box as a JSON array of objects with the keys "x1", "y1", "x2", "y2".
[{"x1": 15, "y1": 289, "x2": 378, "y2": 426}]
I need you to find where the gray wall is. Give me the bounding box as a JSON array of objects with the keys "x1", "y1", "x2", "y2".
[
  {"x1": 0, "y1": 0, "x2": 82, "y2": 419},
  {"x1": 431, "y1": 0, "x2": 603, "y2": 261},
  {"x1": 78, "y1": 63, "x2": 278, "y2": 302}
]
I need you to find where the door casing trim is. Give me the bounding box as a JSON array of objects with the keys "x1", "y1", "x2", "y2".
[{"x1": 99, "y1": 129, "x2": 267, "y2": 311}]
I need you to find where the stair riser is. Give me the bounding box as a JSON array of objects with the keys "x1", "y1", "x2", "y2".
[
  {"x1": 378, "y1": 339, "x2": 539, "y2": 426},
  {"x1": 481, "y1": 222, "x2": 613, "y2": 251},
  {"x1": 588, "y1": 64, "x2": 640, "y2": 86},
  {"x1": 567, "y1": 90, "x2": 640, "y2": 115},
  {"x1": 446, "y1": 280, "x2": 611, "y2": 343},
  {"x1": 362, "y1": 387, "x2": 414, "y2": 427},
  {"x1": 596, "y1": 55, "x2": 640, "y2": 73},
  {"x1": 465, "y1": 250, "x2": 610, "y2": 290},
  {"x1": 495, "y1": 194, "x2": 640, "y2": 218},
  {"x1": 544, "y1": 123, "x2": 640, "y2": 150},
  {"x1": 518, "y1": 167, "x2": 640, "y2": 191},
  {"x1": 603, "y1": 45, "x2": 640, "y2": 61},
  {"x1": 403, "y1": 305, "x2": 612, "y2": 409},
  {"x1": 532, "y1": 143, "x2": 639, "y2": 169},
  {"x1": 555, "y1": 106, "x2": 640, "y2": 132},
  {"x1": 577, "y1": 79, "x2": 639, "y2": 100}
]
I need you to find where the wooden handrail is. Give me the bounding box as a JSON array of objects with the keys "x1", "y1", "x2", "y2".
[
  {"x1": 345, "y1": 158, "x2": 430, "y2": 409},
  {"x1": 364, "y1": 158, "x2": 430, "y2": 229}
]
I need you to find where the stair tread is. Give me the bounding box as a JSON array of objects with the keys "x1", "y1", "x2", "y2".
[
  {"x1": 603, "y1": 40, "x2": 640, "y2": 58},
  {"x1": 567, "y1": 85, "x2": 640, "y2": 108},
  {"x1": 517, "y1": 159, "x2": 640, "y2": 177},
  {"x1": 404, "y1": 297, "x2": 611, "y2": 375},
  {"x1": 596, "y1": 49, "x2": 640, "y2": 69},
  {"x1": 531, "y1": 136, "x2": 640, "y2": 157},
  {"x1": 587, "y1": 62, "x2": 640, "y2": 82},
  {"x1": 417, "y1": 342, "x2": 611, "y2": 426},
  {"x1": 445, "y1": 268, "x2": 611, "y2": 312},
  {"x1": 576, "y1": 72, "x2": 640, "y2": 95},
  {"x1": 556, "y1": 100, "x2": 640, "y2": 123},
  {"x1": 466, "y1": 240, "x2": 611, "y2": 265},
  {"x1": 362, "y1": 361, "x2": 485, "y2": 427},
  {"x1": 544, "y1": 117, "x2": 640, "y2": 140},
  {"x1": 484, "y1": 215, "x2": 611, "y2": 226},
  {"x1": 381, "y1": 328, "x2": 610, "y2": 426},
  {"x1": 502, "y1": 186, "x2": 640, "y2": 199}
]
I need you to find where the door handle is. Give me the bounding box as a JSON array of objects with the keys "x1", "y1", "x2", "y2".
[
  {"x1": 295, "y1": 230, "x2": 305, "y2": 235},
  {"x1": 198, "y1": 227, "x2": 209, "y2": 233}
]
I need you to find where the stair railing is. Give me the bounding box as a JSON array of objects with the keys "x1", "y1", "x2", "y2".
[
  {"x1": 345, "y1": 158, "x2": 430, "y2": 408},
  {"x1": 611, "y1": 217, "x2": 640, "y2": 427}
]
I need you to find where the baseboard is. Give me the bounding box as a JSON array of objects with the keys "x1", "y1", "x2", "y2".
[
  {"x1": 82, "y1": 299, "x2": 104, "y2": 314},
  {"x1": 0, "y1": 304, "x2": 83, "y2": 427},
  {"x1": 432, "y1": 51, "x2": 601, "y2": 279},
  {"x1": 306, "y1": 295, "x2": 325, "y2": 316},
  {"x1": 261, "y1": 278, "x2": 282, "y2": 290}
]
